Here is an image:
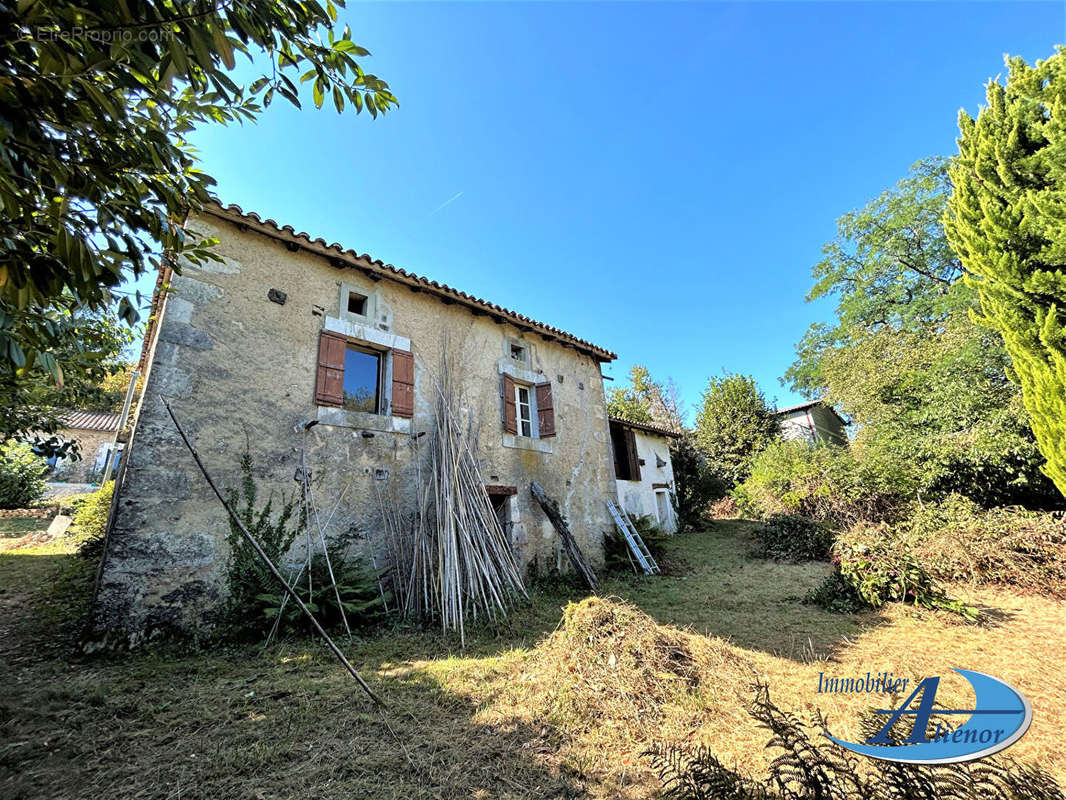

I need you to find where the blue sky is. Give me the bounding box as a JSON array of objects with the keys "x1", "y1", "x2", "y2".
[{"x1": 137, "y1": 1, "x2": 1065, "y2": 423}]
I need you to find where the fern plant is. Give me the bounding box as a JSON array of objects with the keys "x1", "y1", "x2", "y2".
[
  {"x1": 646, "y1": 682, "x2": 1064, "y2": 800},
  {"x1": 223, "y1": 451, "x2": 298, "y2": 634}
]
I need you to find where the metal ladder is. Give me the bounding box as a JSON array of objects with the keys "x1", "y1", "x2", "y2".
[{"x1": 606, "y1": 499, "x2": 660, "y2": 575}]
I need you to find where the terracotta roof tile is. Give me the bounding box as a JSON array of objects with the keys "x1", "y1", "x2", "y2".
[
  {"x1": 608, "y1": 416, "x2": 681, "y2": 438},
  {"x1": 62, "y1": 410, "x2": 121, "y2": 432}
]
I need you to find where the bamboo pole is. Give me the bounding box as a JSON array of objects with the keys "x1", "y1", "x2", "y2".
[{"x1": 160, "y1": 396, "x2": 385, "y2": 708}]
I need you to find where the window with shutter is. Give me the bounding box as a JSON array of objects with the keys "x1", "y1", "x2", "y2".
[
  {"x1": 535, "y1": 382, "x2": 555, "y2": 437},
  {"x1": 315, "y1": 330, "x2": 347, "y2": 406},
  {"x1": 625, "y1": 428, "x2": 641, "y2": 482},
  {"x1": 391, "y1": 349, "x2": 415, "y2": 418},
  {"x1": 502, "y1": 373, "x2": 518, "y2": 434}
]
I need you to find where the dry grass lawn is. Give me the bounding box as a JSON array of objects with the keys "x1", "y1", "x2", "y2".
[{"x1": 1, "y1": 520, "x2": 1063, "y2": 799}]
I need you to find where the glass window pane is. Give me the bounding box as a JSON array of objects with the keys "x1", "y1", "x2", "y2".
[{"x1": 343, "y1": 347, "x2": 379, "y2": 413}]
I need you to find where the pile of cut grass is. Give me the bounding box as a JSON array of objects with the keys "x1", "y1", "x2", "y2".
[{"x1": 517, "y1": 597, "x2": 752, "y2": 737}]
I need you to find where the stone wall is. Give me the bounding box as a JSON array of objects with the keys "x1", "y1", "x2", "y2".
[
  {"x1": 93, "y1": 211, "x2": 617, "y2": 643},
  {"x1": 51, "y1": 428, "x2": 113, "y2": 483}
]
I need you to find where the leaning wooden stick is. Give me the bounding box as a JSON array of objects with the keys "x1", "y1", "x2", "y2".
[{"x1": 160, "y1": 395, "x2": 385, "y2": 708}]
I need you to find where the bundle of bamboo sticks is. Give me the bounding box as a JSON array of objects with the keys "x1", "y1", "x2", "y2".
[{"x1": 381, "y1": 353, "x2": 528, "y2": 645}]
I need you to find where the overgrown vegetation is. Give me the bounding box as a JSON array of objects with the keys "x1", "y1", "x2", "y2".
[
  {"x1": 223, "y1": 452, "x2": 299, "y2": 635},
  {"x1": 221, "y1": 451, "x2": 388, "y2": 638},
  {"x1": 695, "y1": 374, "x2": 779, "y2": 487},
  {"x1": 68, "y1": 482, "x2": 114, "y2": 560},
  {"x1": 826, "y1": 523, "x2": 978, "y2": 619},
  {"x1": 0, "y1": 440, "x2": 48, "y2": 509},
  {"x1": 750, "y1": 514, "x2": 833, "y2": 563},
  {"x1": 647, "y1": 683, "x2": 1064, "y2": 800},
  {"x1": 787, "y1": 154, "x2": 1061, "y2": 512},
  {"x1": 672, "y1": 432, "x2": 728, "y2": 531},
  {"x1": 898, "y1": 495, "x2": 1065, "y2": 597},
  {"x1": 604, "y1": 513, "x2": 671, "y2": 573},
  {"x1": 946, "y1": 48, "x2": 1066, "y2": 499},
  {"x1": 735, "y1": 440, "x2": 906, "y2": 526},
  {"x1": 259, "y1": 551, "x2": 388, "y2": 634}
]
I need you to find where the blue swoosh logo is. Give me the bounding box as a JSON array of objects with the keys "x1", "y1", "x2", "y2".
[{"x1": 827, "y1": 670, "x2": 1032, "y2": 764}]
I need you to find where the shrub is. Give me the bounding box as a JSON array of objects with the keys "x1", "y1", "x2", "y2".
[
  {"x1": 671, "y1": 432, "x2": 728, "y2": 531},
  {"x1": 258, "y1": 551, "x2": 389, "y2": 635},
  {"x1": 223, "y1": 451, "x2": 299, "y2": 634},
  {"x1": 709, "y1": 495, "x2": 738, "y2": 519},
  {"x1": 750, "y1": 514, "x2": 834, "y2": 562},
  {"x1": 828, "y1": 522, "x2": 977, "y2": 619},
  {"x1": 804, "y1": 568, "x2": 865, "y2": 614},
  {"x1": 901, "y1": 494, "x2": 1066, "y2": 597},
  {"x1": 68, "y1": 482, "x2": 113, "y2": 560},
  {"x1": 604, "y1": 513, "x2": 671, "y2": 573},
  {"x1": 646, "y1": 682, "x2": 1064, "y2": 800},
  {"x1": 0, "y1": 441, "x2": 49, "y2": 509},
  {"x1": 734, "y1": 440, "x2": 908, "y2": 526}
]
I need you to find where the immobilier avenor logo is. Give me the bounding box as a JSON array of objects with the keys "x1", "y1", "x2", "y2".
[{"x1": 817, "y1": 669, "x2": 1032, "y2": 765}]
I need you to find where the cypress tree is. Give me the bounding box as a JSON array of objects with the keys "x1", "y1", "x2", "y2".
[{"x1": 945, "y1": 49, "x2": 1066, "y2": 497}]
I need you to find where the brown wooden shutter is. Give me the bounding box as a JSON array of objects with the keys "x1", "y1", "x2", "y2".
[
  {"x1": 535, "y1": 382, "x2": 556, "y2": 438},
  {"x1": 315, "y1": 330, "x2": 347, "y2": 407},
  {"x1": 502, "y1": 373, "x2": 517, "y2": 434},
  {"x1": 391, "y1": 349, "x2": 415, "y2": 418},
  {"x1": 626, "y1": 428, "x2": 641, "y2": 481}
]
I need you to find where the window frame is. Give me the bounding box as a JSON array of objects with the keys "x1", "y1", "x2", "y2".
[
  {"x1": 514, "y1": 382, "x2": 535, "y2": 438},
  {"x1": 341, "y1": 342, "x2": 385, "y2": 415}
]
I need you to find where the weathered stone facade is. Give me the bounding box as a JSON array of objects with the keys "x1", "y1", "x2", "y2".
[{"x1": 93, "y1": 205, "x2": 619, "y2": 641}]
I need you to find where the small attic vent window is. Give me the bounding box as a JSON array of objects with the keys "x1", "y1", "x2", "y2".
[
  {"x1": 347, "y1": 292, "x2": 367, "y2": 316},
  {"x1": 510, "y1": 343, "x2": 526, "y2": 361}
]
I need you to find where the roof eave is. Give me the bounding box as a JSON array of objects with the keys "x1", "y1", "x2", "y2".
[{"x1": 200, "y1": 203, "x2": 617, "y2": 363}]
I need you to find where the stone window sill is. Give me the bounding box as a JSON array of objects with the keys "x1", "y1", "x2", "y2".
[
  {"x1": 502, "y1": 434, "x2": 552, "y2": 454},
  {"x1": 317, "y1": 406, "x2": 412, "y2": 434}
]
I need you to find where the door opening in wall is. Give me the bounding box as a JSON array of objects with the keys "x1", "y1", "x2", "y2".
[
  {"x1": 655, "y1": 490, "x2": 670, "y2": 527},
  {"x1": 490, "y1": 493, "x2": 513, "y2": 546}
]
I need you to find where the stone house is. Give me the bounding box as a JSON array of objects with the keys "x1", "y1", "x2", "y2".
[
  {"x1": 776, "y1": 400, "x2": 848, "y2": 446},
  {"x1": 609, "y1": 417, "x2": 678, "y2": 532},
  {"x1": 94, "y1": 202, "x2": 631, "y2": 640},
  {"x1": 47, "y1": 411, "x2": 121, "y2": 483}
]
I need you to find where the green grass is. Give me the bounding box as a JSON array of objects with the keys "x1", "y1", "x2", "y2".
[
  {"x1": 0, "y1": 517, "x2": 48, "y2": 539},
  {"x1": 0, "y1": 520, "x2": 1062, "y2": 799},
  {"x1": 600, "y1": 520, "x2": 870, "y2": 659}
]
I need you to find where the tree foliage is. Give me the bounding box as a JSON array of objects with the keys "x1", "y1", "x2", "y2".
[
  {"x1": 1, "y1": 308, "x2": 133, "y2": 458},
  {"x1": 2, "y1": 0, "x2": 395, "y2": 435},
  {"x1": 788, "y1": 157, "x2": 1058, "y2": 509},
  {"x1": 820, "y1": 311, "x2": 1057, "y2": 507},
  {"x1": 945, "y1": 48, "x2": 1066, "y2": 499},
  {"x1": 694, "y1": 374, "x2": 778, "y2": 486},
  {"x1": 670, "y1": 431, "x2": 727, "y2": 532},
  {"x1": 606, "y1": 365, "x2": 685, "y2": 431},
  {"x1": 0, "y1": 441, "x2": 49, "y2": 509},
  {"x1": 786, "y1": 158, "x2": 965, "y2": 396}
]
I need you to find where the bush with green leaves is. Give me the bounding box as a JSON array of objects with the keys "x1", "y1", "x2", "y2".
[
  {"x1": 671, "y1": 432, "x2": 728, "y2": 532},
  {"x1": 901, "y1": 494, "x2": 1066, "y2": 597},
  {"x1": 259, "y1": 551, "x2": 389, "y2": 635},
  {"x1": 751, "y1": 514, "x2": 834, "y2": 562},
  {"x1": 694, "y1": 374, "x2": 779, "y2": 487},
  {"x1": 604, "y1": 513, "x2": 671, "y2": 574},
  {"x1": 734, "y1": 440, "x2": 909, "y2": 526},
  {"x1": 822, "y1": 522, "x2": 977, "y2": 619},
  {"x1": 68, "y1": 481, "x2": 113, "y2": 561},
  {"x1": 223, "y1": 452, "x2": 299, "y2": 634},
  {"x1": 0, "y1": 440, "x2": 49, "y2": 509}
]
